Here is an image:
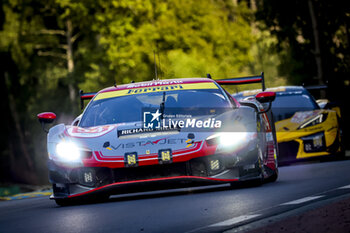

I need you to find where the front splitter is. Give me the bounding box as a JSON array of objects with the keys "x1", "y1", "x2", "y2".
[{"x1": 51, "y1": 176, "x2": 239, "y2": 200}]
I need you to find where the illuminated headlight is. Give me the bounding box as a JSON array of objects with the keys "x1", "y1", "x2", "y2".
[
  {"x1": 56, "y1": 141, "x2": 81, "y2": 162},
  {"x1": 299, "y1": 113, "x2": 328, "y2": 129},
  {"x1": 219, "y1": 132, "x2": 248, "y2": 147},
  {"x1": 206, "y1": 132, "x2": 250, "y2": 151}
]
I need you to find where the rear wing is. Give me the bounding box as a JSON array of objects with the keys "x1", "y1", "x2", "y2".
[
  {"x1": 79, "y1": 90, "x2": 97, "y2": 109},
  {"x1": 304, "y1": 84, "x2": 328, "y2": 90},
  {"x1": 210, "y1": 72, "x2": 266, "y2": 91}
]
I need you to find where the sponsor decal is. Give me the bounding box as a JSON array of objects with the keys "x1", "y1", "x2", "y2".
[
  {"x1": 103, "y1": 141, "x2": 112, "y2": 150},
  {"x1": 277, "y1": 91, "x2": 302, "y2": 96},
  {"x1": 106, "y1": 138, "x2": 188, "y2": 150},
  {"x1": 67, "y1": 125, "x2": 115, "y2": 137},
  {"x1": 126, "y1": 84, "x2": 183, "y2": 95},
  {"x1": 158, "y1": 149, "x2": 172, "y2": 164},
  {"x1": 242, "y1": 87, "x2": 287, "y2": 96},
  {"x1": 94, "y1": 82, "x2": 218, "y2": 101},
  {"x1": 266, "y1": 132, "x2": 274, "y2": 142},
  {"x1": 261, "y1": 113, "x2": 271, "y2": 131},
  {"x1": 144, "y1": 109, "x2": 162, "y2": 129},
  {"x1": 269, "y1": 87, "x2": 286, "y2": 92},
  {"x1": 126, "y1": 80, "x2": 183, "y2": 88},
  {"x1": 117, "y1": 127, "x2": 174, "y2": 137},
  {"x1": 210, "y1": 159, "x2": 220, "y2": 170},
  {"x1": 243, "y1": 89, "x2": 263, "y2": 97},
  {"x1": 185, "y1": 139, "x2": 193, "y2": 148},
  {"x1": 124, "y1": 152, "x2": 138, "y2": 167},
  {"x1": 143, "y1": 109, "x2": 222, "y2": 130}
]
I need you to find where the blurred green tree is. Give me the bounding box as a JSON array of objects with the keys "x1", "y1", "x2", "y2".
[{"x1": 0, "y1": 0, "x2": 284, "y2": 184}]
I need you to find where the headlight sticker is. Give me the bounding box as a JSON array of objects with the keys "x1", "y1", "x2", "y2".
[
  {"x1": 299, "y1": 113, "x2": 328, "y2": 129},
  {"x1": 292, "y1": 111, "x2": 320, "y2": 123},
  {"x1": 66, "y1": 125, "x2": 115, "y2": 138}
]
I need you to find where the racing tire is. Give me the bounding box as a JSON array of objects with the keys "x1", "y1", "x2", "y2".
[
  {"x1": 91, "y1": 194, "x2": 110, "y2": 203},
  {"x1": 229, "y1": 177, "x2": 263, "y2": 189},
  {"x1": 248, "y1": 176, "x2": 264, "y2": 186},
  {"x1": 55, "y1": 198, "x2": 74, "y2": 206},
  {"x1": 54, "y1": 194, "x2": 110, "y2": 206},
  {"x1": 336, "y1": 128, "x2": 346, "y2": 160},
  {"x1": 266, "y1": 168, "x2": 278, "y2": 183}
]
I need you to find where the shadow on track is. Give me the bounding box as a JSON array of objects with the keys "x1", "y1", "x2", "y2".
[{"x1": 54, "y1": 181, "x2": 267, "y2": 207}]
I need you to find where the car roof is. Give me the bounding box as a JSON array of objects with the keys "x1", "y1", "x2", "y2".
[
  {"x1": 233, "y1": 86, "x2": 308, "y2": 98},
  {"x1": 98, "y1": 78, "x2": 216, "y2": 94}
]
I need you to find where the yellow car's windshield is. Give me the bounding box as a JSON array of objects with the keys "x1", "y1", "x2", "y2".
[{"x1": 271, "y1": 93, "x2": 319, "y2": 121}]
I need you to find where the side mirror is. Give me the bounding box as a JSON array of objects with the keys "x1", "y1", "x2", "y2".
[
  {"x1": 37, "y1": 112, "x2": 56, "y2": 132},
  {"x1": 255, "y1": 92, "x2": 276, "y2": 103},
  {"x1": 255, "y1": 92, "x2": 276, "y2": 114}
]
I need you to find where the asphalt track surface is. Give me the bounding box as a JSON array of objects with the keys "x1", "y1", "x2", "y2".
[{"x1": 1, "y1": 159, "x2": 350, "y2": 233}]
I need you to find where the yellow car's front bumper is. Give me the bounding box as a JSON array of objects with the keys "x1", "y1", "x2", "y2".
[{"x1": 276, "y1": 110, "x2": 341, "y2": 162}]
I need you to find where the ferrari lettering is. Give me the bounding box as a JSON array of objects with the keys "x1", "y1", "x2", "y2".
[
  {"x1": 127, "y1": 85, "x2": 183, "y2": 94},
  {"x1": 94, "y1": 82, "x2": 219, "y2": 101}
]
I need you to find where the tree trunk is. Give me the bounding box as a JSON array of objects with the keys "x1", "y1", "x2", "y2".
[
  {"x1": 66, "y1": 19, "x2": 76, "y2": 103},
  {"x1": 308, "y1": 0, "x2": 325, "y2": 97},
  {"x1": 5, "y1": 72, "x2": 35, "y2": 172},
  {"x1": 250, "y1": 0, "x2": 258, "y2": 34},
  {"x1": 250, "y1": 0, "x2": 257, "y2": 11}
]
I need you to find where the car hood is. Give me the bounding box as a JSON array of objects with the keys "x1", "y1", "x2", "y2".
[{"x1": 275, "y1": 109, "x2": 326, "y2": 141}]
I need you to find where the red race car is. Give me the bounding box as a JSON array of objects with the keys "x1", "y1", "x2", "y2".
[{"x1": 38, "y1": 73, "x2": 278, "y2": 205}]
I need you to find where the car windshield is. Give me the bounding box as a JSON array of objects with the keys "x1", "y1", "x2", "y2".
[
  {"x1": 271, "y1": 93, "x2": 319, "y2": 121},
  {"x1": 79, "y1": 89, "x2": 232, "y2": 127}
]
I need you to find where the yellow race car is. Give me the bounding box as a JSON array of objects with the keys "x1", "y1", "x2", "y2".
[{"x1": 233, "y1": 86, "x2": 344, "y2": 163}]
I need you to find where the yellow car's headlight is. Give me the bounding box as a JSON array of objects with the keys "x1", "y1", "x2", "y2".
[{"x1": 299, "y1": 113, "x2": 328, "y2": 129}]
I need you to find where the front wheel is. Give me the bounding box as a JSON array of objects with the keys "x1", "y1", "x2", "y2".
[
  {"x1": 266, "y1": 168, "x2": 278, "y2": 182},
  {"x1": 55, "y1": 198, "x2": 74, "y2": 206}
]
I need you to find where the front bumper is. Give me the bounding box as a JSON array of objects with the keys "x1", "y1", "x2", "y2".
[
  {"x1": 49, "y1": 149, "x2": 261, "y2": 199},
  {"x1": 278, "y1": 130, "x2": 340, "y2": 163}
]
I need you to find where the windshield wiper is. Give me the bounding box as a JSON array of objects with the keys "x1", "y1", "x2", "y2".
[{"x1": 160, "y1": 91, "x2": 166, "y2": 120}]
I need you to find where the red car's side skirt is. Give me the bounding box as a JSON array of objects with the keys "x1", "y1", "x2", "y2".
[{"x1": 67, "y1": 176, "x2": 239, "y2": 198}]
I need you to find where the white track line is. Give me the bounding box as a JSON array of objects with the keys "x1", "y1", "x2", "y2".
[
  {"x1": 209, "y1": 214, "x2": 260, "y2": 227},
  {"x1": 280, "y1": 196, "x2": 324, "y2": 205},
  {"x1": 337, "y1": 184, "x2": 350, "y2": 189}
]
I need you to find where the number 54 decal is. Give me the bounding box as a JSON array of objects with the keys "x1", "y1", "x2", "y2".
[{"x1": 158, "y1": 149, "x2": 172, "y2": 164}]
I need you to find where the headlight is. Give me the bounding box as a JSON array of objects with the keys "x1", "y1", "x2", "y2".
[
  {"x1": 206, "y1": 132, "x2": 251, "y2": 151},
  {"x1": 56, "y1": 141, "x2": 81, "y2": 162},
  {"x1": 299, "y1": 113, "x2": 328, "y2": 129},
  {"x1": 205, "y1": 124, "x2": 256, "y2": 151},
  {"x1": 219, "y1": 132, "x2": 248, "y2": 147}
]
